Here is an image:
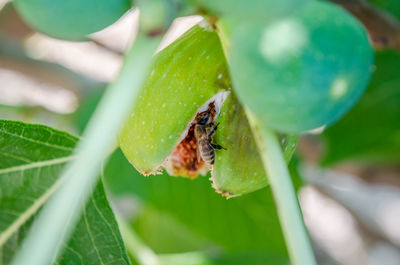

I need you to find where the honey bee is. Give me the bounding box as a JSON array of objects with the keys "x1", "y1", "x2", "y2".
[{"x1": 194, "y1": 112, "x2": 225, "y2": 165}]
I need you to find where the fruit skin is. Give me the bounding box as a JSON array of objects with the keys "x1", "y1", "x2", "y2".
[
  {"x1": 212, "y1": 93, "x2": 298, "y2": 196},
  {"x1": 14, "y1": 0, "x2": 131, "y2": 40},
  {"x1": 119, "y1": 25, "x2": 230, "y2": 173},
  {"x1": 228, "y1": 1, "x2": 374, "y2": 133},
  {"x1": 197, "y1": 0, "x2": 306, "y2": 21}
]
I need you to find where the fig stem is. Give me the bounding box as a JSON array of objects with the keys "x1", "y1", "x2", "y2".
[
  {"x1": 246, "y1": 110, "x2": 316, "y2": 265},
  {"x1": 117, "y1": 216, "x2": 159, "y2": 265},
  {"x1": 10, "y1": 34, "x2": 162, "y2": 265}
]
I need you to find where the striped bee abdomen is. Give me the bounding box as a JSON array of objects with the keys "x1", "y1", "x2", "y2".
[{"x1": 198, "y1": 139, "x2": 215, "y2": 165}]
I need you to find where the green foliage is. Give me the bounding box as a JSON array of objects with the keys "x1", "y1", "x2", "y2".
[
  {"x1": 104, "y1": 149, "x2": 289, "y2": 257},
  {"x1": 368, "y1": 0, "x2": 400, "y2": 18},
  {"x1": 119, "y1": 24, "x2": 230, "y2": 173},
  {"x1": 132, "y1": 206, "x2": 211, "y2": 254},
  {"x1": 322, "y1": 50, "x2": 400, "y2": 165},
  {"x1": 228, "y1": 1, "x2": 374, "y2": 133},
  {"x1": 211, "y1": 252, "x2": 289, "y2": 265},
  {"x1": 1, "y1": 0, "x2": 386, "y2": 263},
  {"x1": 0, "y1": 120, "x2": 130, "y2": 264},
  {"x1": 197, "y1": 0, "x2": 305, "y2": 21},
  {"x1": 13, "y1": 0, "x2": 131, "y2": 40},
  {"x1": 159, "y1": 251, "x2": 290, "y2": 265},
  {"x1": 75, "y1": 89, "x2": 105, "y2": 133}
]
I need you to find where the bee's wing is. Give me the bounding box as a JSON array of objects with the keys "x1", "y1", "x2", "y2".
[
  {"x1": 196, "y1": 145, "x2": 201, "y2": 163},
  {"x1": 194, "y1": 125, "x2": 202, "y2": 162}
]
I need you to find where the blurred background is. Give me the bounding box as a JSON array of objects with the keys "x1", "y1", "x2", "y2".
[{"x1": 1, "y1": 0, "x2": 400, "y2": 264}]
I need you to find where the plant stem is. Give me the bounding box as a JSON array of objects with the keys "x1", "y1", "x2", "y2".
[
  {"x1": 117, "y1": 217, "x2": 210, "y2": 265},
  {"x1": 117, "y1": 217, "x2": 159, "y2": 265},
  {"x1": 246, "y1": 110, "x2": 316, "y2": 265},
  {"x1": 11, "y1": 34, "x2": 161, "y2": 265}
]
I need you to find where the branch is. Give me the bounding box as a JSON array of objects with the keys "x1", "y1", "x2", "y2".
[{"x1": 329, "y1": 0, "x2": 400, "y2": 50}]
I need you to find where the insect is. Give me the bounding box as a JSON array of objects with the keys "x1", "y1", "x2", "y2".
[{"x1": 194, "y1": 111, "x2": 225, "y2": 165}]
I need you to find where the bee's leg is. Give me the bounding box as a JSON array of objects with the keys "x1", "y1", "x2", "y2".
[
  {"x1": 211, "y1": 143, "x2": 226, "y2": 150},
  {"x1": 206, "y1": 122, "x2": 219, "y2": 137},
  {"x1": 206, "y1": 123, "x2": 226, "y2": 150}
]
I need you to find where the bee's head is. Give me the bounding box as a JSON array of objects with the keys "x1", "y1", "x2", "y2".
[{"x1": 196, "y1": 112, "x2": 210, "y2": 125}]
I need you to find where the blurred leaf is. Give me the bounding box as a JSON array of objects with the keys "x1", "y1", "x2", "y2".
[
  {"x1": 75, "y1": 89, "x2": 105, "y2": 134},
  {"x1": 288, "y1": 155, "x2": 304, "y2": 193},
  {"x1": 132, "y1": 205, "x2": 212, "y2": 253},
  {"x1": 212, "y1": 93, "x2": 298, "y2": 195},
  {"x1": 13, "y1": 0, "x2": 131, "y2": 40},
  {"x1": 157, "y1": 251, "x2": 288, "y2": 265},
  {"x1": 119, "y1": 24, "x2": 230, "y2": 173},
  {"x1": 368, "y1": 0, "x2": 400, "y2": 19},
  {"x1": 211, "y1": 252, "x2": 289, "y2": 265},
  {"x1": 158, "y1": 252, "x2": 214, "y2": 265},
  {"x1": 104, "y1": 149, "x2": 289, "y2": 258},
  {"x1": 322, "y1": 50, "x2": 400, "y2": 165},
  {"x1": 0, "y1": 120, "x2": 130, "y2": 264},
  {"x1": 228, "y1": 1, "x2": 374, "y2": 133},
  {"x1": 196, "y1": 0, "x2": 305, "y2": 21}
]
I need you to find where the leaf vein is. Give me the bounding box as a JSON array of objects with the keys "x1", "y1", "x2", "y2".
[
  {"x1": 90, "y1": 196, "x2": 126, "y2": 264},
  {"x1": 0, "y1": 152, "x2": 32, "y2": 163},
  {"x1": 0, "y1": 156, "x2": 73, "y2": 175},
  {"x1": 0, "y1": 129, "x2": 74, "y2": 151},
  {"x1": 0, "y1": 175, "x2": 65, "y2": 246},
  {"x1": 83, "y1": 207, "x2": 105, "y2": 265}
]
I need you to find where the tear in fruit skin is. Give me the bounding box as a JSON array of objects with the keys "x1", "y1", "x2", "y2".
[
  {"x1": 118, "y1": 23, "x2": 298, "y2": 197},
  {"x1": 119, "y1": 24, "x2": 230, "y2": 174},
  {"x1": 164, "y1": 102, "x2": 217, "y2": 178},
  {"x1": 210, "y1": 179, "x2": 240, "y2": 199}
]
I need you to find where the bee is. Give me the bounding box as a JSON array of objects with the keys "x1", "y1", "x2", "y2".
[{"x1": 194, "y1": 112, "x2": 225, "y2": 165}]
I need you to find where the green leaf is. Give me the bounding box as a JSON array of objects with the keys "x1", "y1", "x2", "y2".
[
  {"x1": 13, "y1": 0, "x2": 131, "y2": 40},
  {"x1": 322, "y1": 50, "x2": 400, "y2": 165},
  {"x1": 0, "y1": 120, "x2": 130, "y2": 265},
  {"x1": 212, "y1": 93, "x2": 298, "y2": 195},
  {"x1": 133, "y1": 212, "x2": 291, "y2": 264},
  {"x1": 104, "y1": 149, "x2": 289, "y2": 257},
  {"x1": 211, "y1": 252, "x2": 289, "y2": 265},
  {"x1": 132, "y1": 205, "x2": 212, "y2": 254},
  {"x1": 228, "y1": 1, "x2": 374, "y2": 133},
  {"x1": 119, "y1": 24, "x2": 230, "y2": 173},
  {"x1": 75, "y1": 89, "x2": 105, "y2": 134},
  {"x1": 160, "y1": 251, "x2": 289, "y2": 265},
  {"x1": 368, "y1": 0, "x2": 400, "y2": 19}
]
